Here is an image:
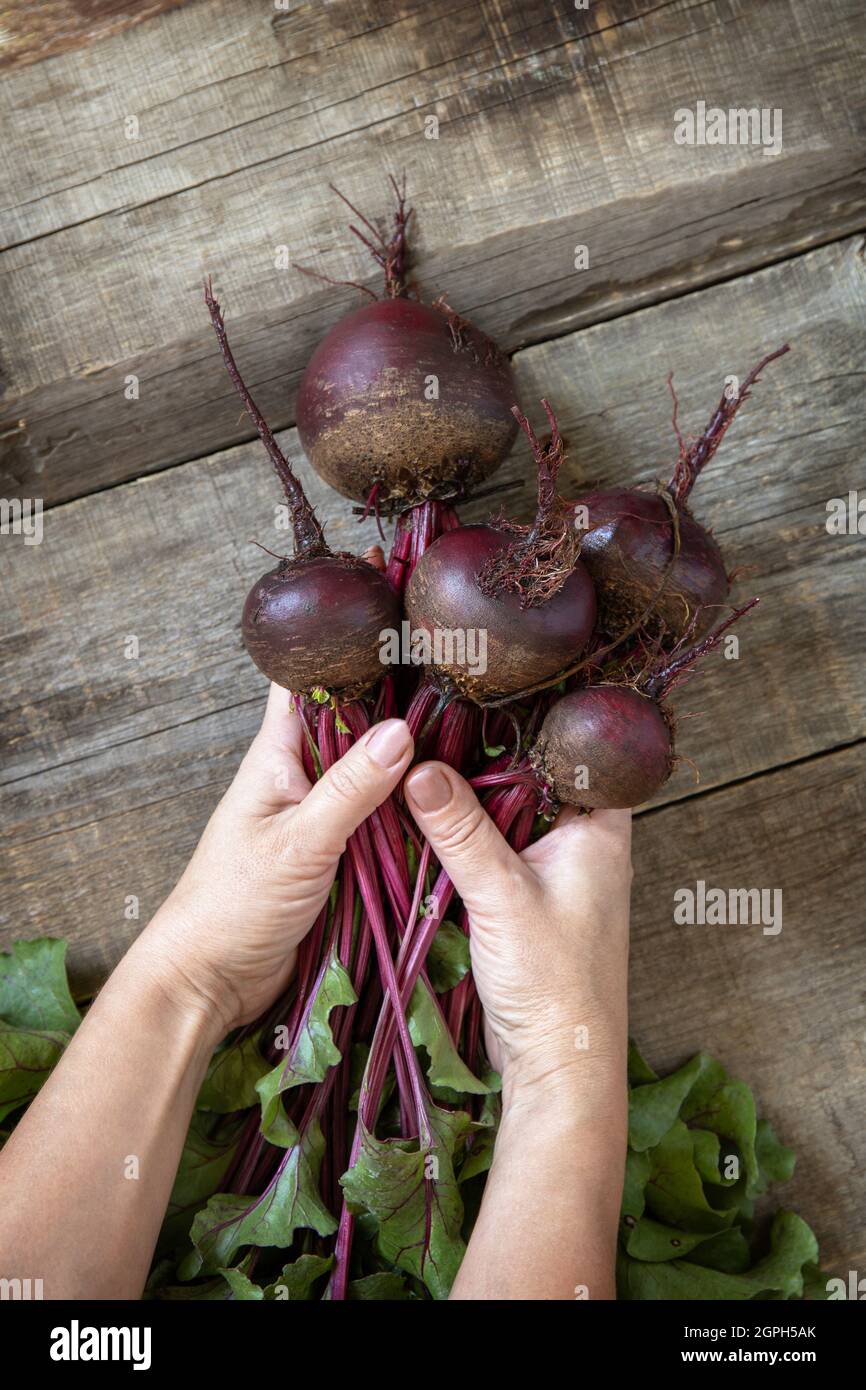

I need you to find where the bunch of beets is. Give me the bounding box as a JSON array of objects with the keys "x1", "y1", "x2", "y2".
[{"x1": 194, "y1": 180, "x2": 788, "y2": 1299}]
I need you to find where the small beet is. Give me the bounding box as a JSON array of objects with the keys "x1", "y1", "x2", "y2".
[
  {"x1": 531, "y1": 685, "x2": 673, "y2": 809},
  {"x1": 405, "y1": 402, "x2": 596, "y2": 702},
  {"x1": 577, "y1": 487, "x2": 728, "y2": 641},
  {"x1": 242, "y1": 555, "x2": 398, "y2": 700}
]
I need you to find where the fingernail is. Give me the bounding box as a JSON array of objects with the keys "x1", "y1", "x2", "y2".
[
  {"x1": 406, "y1": 765, "x2": 452, "y2": 812},
  {"x1": 365, "y1": 719, "x2": 412, "y2": 769}
]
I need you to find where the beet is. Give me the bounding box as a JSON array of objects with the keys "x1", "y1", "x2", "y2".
[
  {"x1": 528, "y1": 598, "x2": 759, "y2": 809},
  {"x1": 572, "y1": 346, "x2": 789, "y2": 644},
  {"x1": 205, "y1": 280, "x2": 399, "y2": 698},
  {"x1": 405, "y1": 522, "x2": 596, "y2": 701},
  {"x1": 242, "y1": 555, "x2": 397, "y2": 700},
  {"x1": 578, "y1": 487, "x2": 728, "y2": 641},
  {"x1": 295, "y1": 181, "x2": 518, "y2": 507},
  {"x1": 531, "y1": 686, "x2": 673, "y2": 809},
  {"x1": 405, "y1": 402, "x2": 596, "y2": 702}
]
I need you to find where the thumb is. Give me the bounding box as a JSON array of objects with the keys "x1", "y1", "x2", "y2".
[
  {"x1": 283, "y1": 718, "x2": 413, "y2": 858},
  {"x1": 404, "y1": 762, "x2": 527, "y2": 916}
]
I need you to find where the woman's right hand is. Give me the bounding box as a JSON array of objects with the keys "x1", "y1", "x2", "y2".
[{"x1": 404, "y1": 762, "x2": 633, "y2": 1112}]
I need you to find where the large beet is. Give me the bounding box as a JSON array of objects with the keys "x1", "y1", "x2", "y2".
[
  {"x1": 405, "y1": 523, "x2": 596, "y2": 702},
  {"x1": 296, "y1": 297, "x2": 518, "y2": 506},
  {"x1": 295, "y1": 182, "x2": 518, "y2": 506}
]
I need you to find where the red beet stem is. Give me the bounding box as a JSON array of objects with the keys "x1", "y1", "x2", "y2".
[
  {"x1": 329, "y1": 174, "x2": 413, "y2": 299},
  {"x1": 644, "y1": 597, "x2": 760, "y2": 700},
  {"x1": 667, "y1": 345, "x2": 790, "y2": 505},
  {"x1": 204, "y1": 278, "x2": 328, "y2": 558}
]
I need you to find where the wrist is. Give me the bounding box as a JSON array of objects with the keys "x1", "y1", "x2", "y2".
[
  {"x1": 126, "y1": 911, "x2": 234, "y2": 1053},
  {"x1": 499, "y1": 1029, "x2": 628, "y2": 1131}
]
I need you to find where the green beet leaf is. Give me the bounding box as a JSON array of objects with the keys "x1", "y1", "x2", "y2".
[
  {"x1": 181, "y1": 1118, "x2": 336, "y2": 1277},
  {"x1": 346, "y1": 1272, "x2": 412, "y2": 1300},
  {"x1": 0, "y1": 938, "x2": 81, "y2": 1035},
  {"x1": 621, "y1": 1149, "x2": 651, "y2": 1222},
  {"x1": 408, "y1": 979, "x2": 490, "y2": 1096},
  {"x1": 627, "y1": 1039, "x2": 659, "y2": 1085},
  {"x1": 425, "y1": 920, "x2": 472, "y2": 994},
  {"x1": 159, "y1": 1112, "x2": 242, "y2": 1254},
  {"x1": 220, "y1": 1253, "x2": 334, "y2": 1300},
  {"x1": 644, "y1": 1121, "x2": 734, "y2": 1233},
  {"x1": 256, "y1": 947, "x2": 356, "y2": 1145},
  {"x1": 459, "y1": 1090, "x2": 502, "y2": 1184},
  {"x1": 197, "y1": 1033, "x2": 270, "y2": 1114},
  {"x1": 0, "y1": 1027, "x2": 68, "y2": 1122},
  {"x1": 340, "y1": 1104, "x2": 470, "y2": 1300},
  {"x1": 625, "y1": 1216, "x2": 719, "y2": 1263},
  {"x1": 628, "y1": 1052, "x2": 709, "y2": 1151}
]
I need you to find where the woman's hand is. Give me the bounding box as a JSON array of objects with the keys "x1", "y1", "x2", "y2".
[
  {"x1": 405, "y1": 761, "x2": 632, "y2": 1299},
  {"x1": 140, "y1": 684, "x2": 413, "y2": 1037},
  {"x1": 405, "y1": 761, "x2": 632, "y2": 1109}
]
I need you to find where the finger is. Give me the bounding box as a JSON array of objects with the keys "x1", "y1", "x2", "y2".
[
  {"x1": 404, "y1": 762, "x2": 528, "y2": 916},
  {"x1": 282, "y1": 718, "x2": 413, "y2": 859},
  {"x1": 229, "y1": 683, "x2": 312, "y2": 815}
]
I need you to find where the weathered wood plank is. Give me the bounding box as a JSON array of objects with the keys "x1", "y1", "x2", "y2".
[
  {"x1": 0, "y1": 0, "x2": 196, "y2": 72},
  {"x1": 0, "y1": 0, "x2": 862, "y2": 503},
  {"x1": 629, "y1": 743, "x2": 866, "y2": 1277}
]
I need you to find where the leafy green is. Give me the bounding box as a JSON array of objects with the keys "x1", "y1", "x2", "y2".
[
  {"x1": 159, "y1": 1113, "x2": 242, "y2": 1254},
  {"x1": 425, "y1": 920, "x2": 471, "y2": 994},
  {"x1": 256, "y1": 947, "x2": 355, "y2": 1144},
  {"x1": 0, "y1": 938, "x2": 81, "y2": 1034},
  {"x1": 0, "y1": 1027, "x2": 67, "y2": 1122},
  {"x1": 221, "y1": 1253, "x2": 333, "y2": 1300},
  {"x1": 340, "y1": 1105, "x2": 470, "y2": 1299},
  {"x1": 180, "y1": 1119, "x2": 336, "y2": 1277},
  {"x1": 197, "y1": 1033, "x2": 270, "y2": 1114},
  {"x1": 407, "y1": 979, "x2": 490, "y2": 1096},
  {"x1": 347, "y1": 1271, "x2": 412, "y2": 1300},
  {"x1": 617, "y1": 1042, "x2": 821, "y2": 1301}
]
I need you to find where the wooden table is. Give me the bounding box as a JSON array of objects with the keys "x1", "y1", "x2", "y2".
[{"x1": 1, "y1": 0, "x2": 863, "y2": 1279}]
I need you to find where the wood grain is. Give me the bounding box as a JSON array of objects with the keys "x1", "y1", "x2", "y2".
[
  {"x1": 0, "y1": 0, "x2": 197, "y2": 72},
  {"x1": 1, "y1": 237, "x2": 863, "y2": 984},
  {"x1": 0, "y1": 0, "x2": 862, "y2": 503}
]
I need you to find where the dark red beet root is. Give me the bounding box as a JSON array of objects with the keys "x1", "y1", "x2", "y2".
[
  {"x1": 406, "y1": 401, "x2": 597, "y2": 702},
  {"x1": 572, "y1": 346, "x2": 789, "y2": 644},
  {"x1": 295, "y1": 181, "x2": 518, "y2": 507},
  {"x1": 405, "y1": 522, "x2": 596, "y2": 702},
  {"x1": 577, "y1": 487, "x2": 728, "y2": 641},
  {"x1": 531, "y1": 685, "x2": 673, "y2": 809},
  {"x1": 296, "y1": 298, "x2": 518, "y2": 507},
  {"x1": 243, "y1": 555, "x2": 399, "y2": 699}
]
